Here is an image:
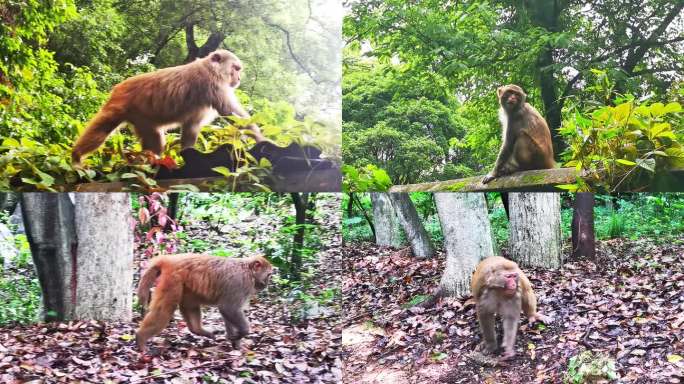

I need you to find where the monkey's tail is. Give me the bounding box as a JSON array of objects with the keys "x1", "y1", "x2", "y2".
[
  {"x1": 71, "y1": 107, "x2": 124, "y2": 164},
  {"x1": 137, "y1": 260, "x2": 163, "y2": 314}
]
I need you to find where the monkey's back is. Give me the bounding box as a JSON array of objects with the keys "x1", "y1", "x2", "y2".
[
  {"x1": 107, "y1": 59, "x2": 220, "y2": 123},
  {"x1": 153, "y1": 254, "x2": 255, "y2": 306},
  {"x1": 513, "y1": 104, "x2": 555, "y2": 170}
]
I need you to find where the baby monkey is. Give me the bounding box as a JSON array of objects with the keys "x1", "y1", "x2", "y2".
[
  {"x1": 482, "y1": 85, "x2": 555, "y2": 184},
  {"x1": 471, "y1": 256, "x2": 553, "y2": 361}
]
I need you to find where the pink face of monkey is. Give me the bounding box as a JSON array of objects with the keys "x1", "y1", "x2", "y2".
[
  {"x1": 502, "y1": 271, "x2": 518, "y2": 296},
  {"x1": 497, "y1": 85, "x2": 526, "y2": 112},
  {"x1": 209, "y1": 50, "x2": 243, "y2": 88}
]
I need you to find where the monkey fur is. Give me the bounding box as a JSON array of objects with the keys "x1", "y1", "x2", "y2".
[
  {"x1": 470, "y1": 256, "x2": 552, "y2": 360},
  {"x1": 72, "y1": 49, "x2": 265, "y2": 164},
  {"x1": 482, "y1": 84, "x2": 555, "y2": 184},
  {"x1": 135, "y1": 253, "x2": 273, "y2": 353}
]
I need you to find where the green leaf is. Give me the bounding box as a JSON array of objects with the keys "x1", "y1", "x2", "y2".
[
  {"x1": 212, "y1": 166, "x2": 233, "y2": 177},
  {"x1": 616, "y1": 159, "x2": 636, "y2": 166},
  {"x1": 555, "y1": 184, "x2": 578, "y2": 192},
  {"x1": 662, "y1": 102, "x2": 682, "y2": 114},
  {"x1": 636, "y1": 158, "x2": 656, "y2": 173},
  {"x1": 2, "y1": 138, "x2": 20, "y2": 147},
  {"x1": 667, "y1": 354, "x2": 683, "y2": 363}
]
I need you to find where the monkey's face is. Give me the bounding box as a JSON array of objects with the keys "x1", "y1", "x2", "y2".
[
  {"x1": 488, "y1": 269, "x2": 518, "y2": 296},
  {"x1": 497, "y1": 85, "x2": 526, "y2": 112},
  {"x1": 208, "y1": 50, "x2": 243, "y2": 88},
  {"x1": 501, "y1": 271, "x2": 518, "y2": 296},
  {"x1": 251, "y1": 257, "x2": 274, "y2": 291}
]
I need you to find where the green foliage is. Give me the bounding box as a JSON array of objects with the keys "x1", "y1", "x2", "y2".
[
  {"x1": 561, "y1": 74, "x2": 684, "y2": 192},
  {"x1": 592, "y1": 194, "x2": 684, "y2": 241},
  {"x1": 0, "y1": 0, "x2": 339, "y2": 191},
  {"x1": 0, "y1": 219, "x2": 40, "y2": 325},
  {"x1": 564, "y1": 351, "x2": 618, "y2": 384},
  {"x1": 344, "y1": 1, "x2": 684, "y2": 187},
  {"x1": 341, "y1": 193, "x2": 375, "y2": 243},
  {"x1": 403, "y1": 294, "x2": 430, "y2": 308},
  {"x1": 342, "y1": 61, "x2": 471, "y2": 184},
  {"x1": 0, "y1": 273, "x2": 41, "y2": 326},
  {"x1": 342, "y1": 164, "x2": 392, "y2": 192}
]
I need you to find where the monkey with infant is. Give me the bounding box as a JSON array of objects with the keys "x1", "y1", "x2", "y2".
[
  {"x1": 72, "y1": 49, "x2": 266, "y2": 165},
  {"x1": 482, "y1": 84, "x2": 555, "y2": 184},
  {"x1": 471, "y1": 256, "x2": 553, "y2": 361},
  {"x1": 136, "y1": 254, "x2": 273, "y2": 353}
]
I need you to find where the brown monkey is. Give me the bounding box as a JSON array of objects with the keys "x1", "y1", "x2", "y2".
[
  {"x1": 71, "y1": 49, "x2": 266, "y2": 164},
  {"x1": 470, "y1": 256, "x2": 552, "y2": 360},
  {"x1": 482, "y1": 85, "x2": 555, "y2": 184},
  {"x1": 136, "y1": 253, "x2": 273, "y2": 353}
]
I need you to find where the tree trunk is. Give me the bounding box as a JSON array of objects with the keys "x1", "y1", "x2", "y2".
[
  {"x1": 508, "y1": 193, "x2": 562, "y2": 268},
  {"x1": 387, "y1": 193, "x2": 434, "y2": 258},
  {"x1": 21, "y1": 193, "x2": 133, "y2": 322},
  {"x1": 290, "y1": 193, "x2": 309, "y2": 281},
  {"x1": 571, "y1": 193, "x2": 596, "y2": 260},
  {"x1": 370, "y1": 193, "x2": 402, "y2": 247},
  {"x1": 346, "y1": 193, "x2": 354, "y2": 217},
  {"x1": 184, "y1": 22, "x2": 225, "y2": 62},
  {"x1": 21, "y1": 193, "x2": 77, "y2": 321},
  {"x1": 73, "y1": 193, "x2": 133, "y2": 321},
  {"x1": 0, "y1": 192, "x2": 19, "y2": 215},
  {"x1": 353, "y1": 194, "x2": 375, "y2": 241},
  {"x1": 167, "y1": 192, "x2": 180, "y2": 221},
  {"x1": 435, "y1": 193, "x2": 493, "y2": 296}
]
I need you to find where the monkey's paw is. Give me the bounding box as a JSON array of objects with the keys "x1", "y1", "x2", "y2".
[
  {"x1": 529, "y1": 312, "x2": 554, "y2": 325},
  {"x1": 481, "y1": 174, "x2": 496, "y2": 184},
  {"x1": 498, "y1": 350, "x2": 516, "y2": 362},
  {"x1": 475, "y1": 341, "x2": 498, "y2": 355}
]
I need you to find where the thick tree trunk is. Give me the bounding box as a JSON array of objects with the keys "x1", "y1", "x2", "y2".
[
  {"x1": 370, "y1": 193, "x2": 402, "y2": 247},
  {"x1": 21, "y1": 193, "x2": 133, "y2": 322},
  {"x1": 21, "y1": 194, "x2": 77, "y2": 321},
  {"x1": 571, "y1": 193, "x2": 596, "y2": 260},
  {"x1": 435, "y1": 193, "x2": 493, "y2": 296},
  {"x1": 73, "y1": 193, "x2": 133, "y2": 321},
  {"x1": 508, "y1": 193, "x2": 562, "y2": 268},
  {"x1": 387, "y1": 193, "x2": 434, "y2": 258}
]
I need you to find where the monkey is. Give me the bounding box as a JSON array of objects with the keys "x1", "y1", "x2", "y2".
[
  {"x1": 71, "y1": 49, "x2": 266, "y2": 165},
  {"x1": 482, "y1": 85, "x2": 555, "y2": 184},
  {"x1": 135, "y1": 253, "x2": 274, "y2": 353},
  {"x1": 470, "y1": 256, "x2": 553, "y2": 361}
]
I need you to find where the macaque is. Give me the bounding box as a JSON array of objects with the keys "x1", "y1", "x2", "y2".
[
  {"x1": 470, "y1": 256, "x2": 552, "y2": 361},
  {"x1": 482, "y1": 85, "x2": 555, "y2": 184},
  {"x1": 72, "y1": 49, "x2": 266, "y2": 164},
  {"x1": 135, "y1": 254, "x2": 273, "y2": 353}
]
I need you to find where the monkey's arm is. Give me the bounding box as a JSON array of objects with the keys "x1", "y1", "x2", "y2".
[
  {"x1": 482, "y1": 126, "x2": 516, "y2": 184},
  {"x1": 216, "y1": 91, "x2": 267, "y2": 143},
  {"x1": 520, "y1": 274, "x2": 553, "y2": 324}
]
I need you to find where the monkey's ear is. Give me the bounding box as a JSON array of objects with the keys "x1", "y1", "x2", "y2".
[
  {"x1": 250, "y1": 259, "x2": 263, "y2": 270},
  {"x1": 210, "y1": 52, "x2": 223, "y2": 62},
  {"x1": 497, "y1": 86, "x2": 503, "y2": 98}
]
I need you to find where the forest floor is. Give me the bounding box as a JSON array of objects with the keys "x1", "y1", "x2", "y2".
[
  {"x1": 0, "y1": 195, "x2": 342, "y2": 383},
  {"x1": 341, "y1": 238, "x2": 684, "y2": 384}
]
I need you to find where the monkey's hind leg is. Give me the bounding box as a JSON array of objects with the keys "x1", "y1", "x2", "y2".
[
  {"x1": 135, "y1": 276, "x2": 182, "y2": 353},
  {"x1": 476, "y1": 309, "x2": 498, "y2": 355},
  {"x1": 179, "y1": 300, "x2": 214, "y2": 338},
  {"x1": 132, "y1": 123, "x2": 165, "y2": 155},
  {"x1": 72, "y1": 108, "x2": 124, "y2": 164},
  {"x1": 219, "y1": 306, "x2": 250, "y2": 349}
]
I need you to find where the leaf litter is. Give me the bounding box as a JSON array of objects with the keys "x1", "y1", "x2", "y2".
[
  {"x1": 0, "y1": 195, "x2": 343, "y2": 383},
  {"x1": 341, "y1": 238, "x2": 684, "y2": 384}
]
